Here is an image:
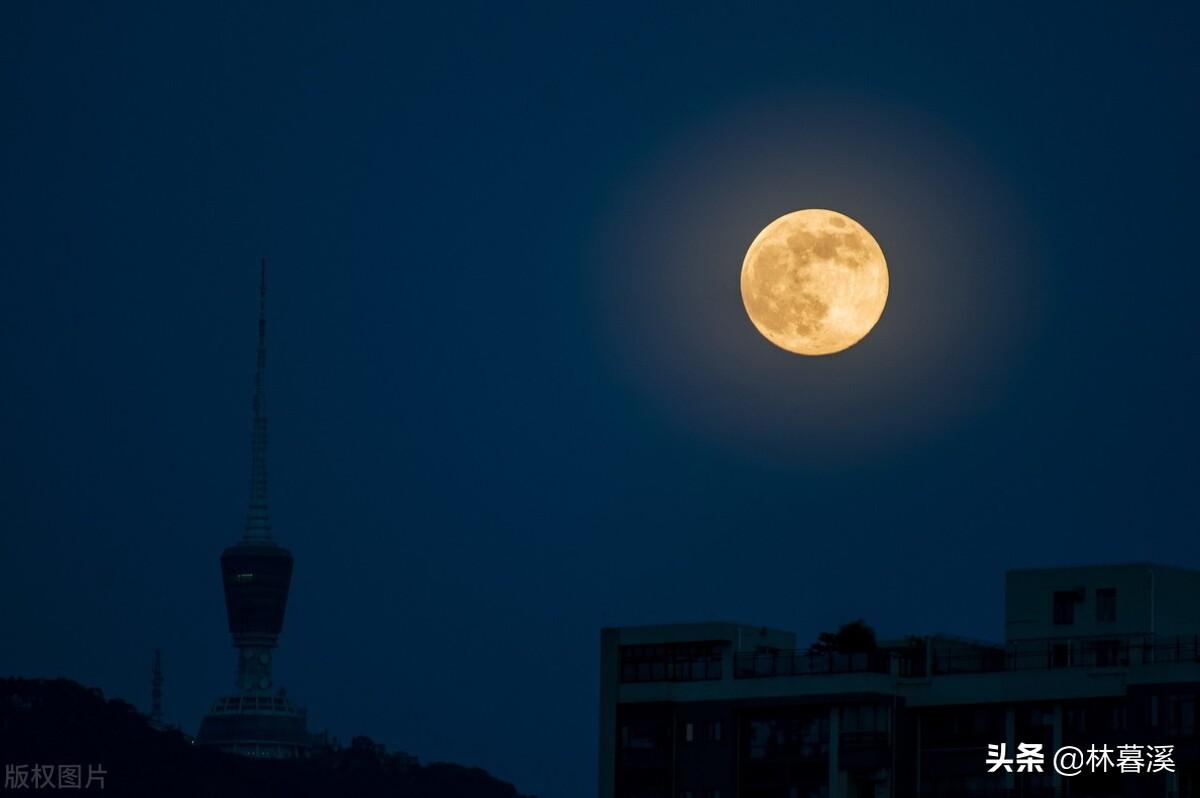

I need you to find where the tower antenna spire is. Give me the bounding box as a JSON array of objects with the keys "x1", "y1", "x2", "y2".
[{"x1": 245, "y1": 257, "x2": 271, "y2": 540}]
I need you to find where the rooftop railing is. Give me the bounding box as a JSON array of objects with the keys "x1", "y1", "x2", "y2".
[
  {"x1": 734, "y1": 649, "x2": 892, "y2": 679},
  {"x1": 930, "y1": 633, "x2": 1200, "y2": 675},
  {"x1": 733, "y1": 634, "x2": 1200, "y2": 679}
]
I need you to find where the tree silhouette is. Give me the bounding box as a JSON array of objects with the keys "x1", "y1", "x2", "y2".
[{"x1": 808, "y1": 619, "x2": 877, "y2": 654}]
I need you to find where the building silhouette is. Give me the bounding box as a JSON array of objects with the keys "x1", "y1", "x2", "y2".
[
  {"x1": 196, "y1": 260, "x2": 310, "y2": 758},
  {"x1": 600, "y1": 563, "x2": 1200, "y2": 797}
]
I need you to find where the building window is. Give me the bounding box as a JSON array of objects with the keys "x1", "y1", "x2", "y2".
[
  {"x1": 685, "y1": 723, "x2": 694, "y2": 742},
  {"x1": 1090, "y1": 639, "x2": 1122, "y2": 667},
  {"x1": 747, "y1": 714, "x2": 830, "y2": 761},
  {"x1": 620, "y1": 721, "x2": 659, "y2": 751},
  {"x1": 619, "y1": 642, "x2": 725, "y2": 683},
  {"x1": 1097, "y1": 587, "x2": 1117, "y2": 623},
  {"x1": 1053, "y1": 590, "x2": 1076, "y2": 625},
  {"x1": 707, "y1": 720, "x2": 722, "y2": 742},
  {"x1": 1170, "y1": 695, "x2": 1196, "y2": 737}
]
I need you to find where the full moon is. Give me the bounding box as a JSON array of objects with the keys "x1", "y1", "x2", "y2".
[{"x1": 741, "y1": 209, "x2": 888, "y2": 355}]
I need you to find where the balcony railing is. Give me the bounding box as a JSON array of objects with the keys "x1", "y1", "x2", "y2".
[
  {"x1": 734, "y1": 635, "x2": 1200, "y2": 680},
  {"x1": 735, "y1": 650, "x2": 892, "y2": 679},
  {"x1": 917, "y1": 789, "x2": 1061, "y2": 798},
  {"x1": 929, "y1": 633, "x2": 1200, "y2": 675}
]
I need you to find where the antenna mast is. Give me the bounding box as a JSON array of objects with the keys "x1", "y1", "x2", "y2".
[{"x1": 244, "y1": 258, "x2": 271, "y2": 540}]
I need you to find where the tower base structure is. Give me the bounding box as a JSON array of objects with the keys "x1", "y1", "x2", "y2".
[{"x1": 197, "y1": 691, "x2": 310, "y2": 758}]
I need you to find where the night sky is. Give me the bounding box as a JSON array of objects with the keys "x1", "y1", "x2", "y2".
[{"x1": 3, "y1": 4, "x2": 1199, "y2": 797}]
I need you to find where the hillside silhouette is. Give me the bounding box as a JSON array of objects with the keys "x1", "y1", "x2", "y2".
[{"x1": 1, "y1": 678, "x2": 532, "y2": 798}]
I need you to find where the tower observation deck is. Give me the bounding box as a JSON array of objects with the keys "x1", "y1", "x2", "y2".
[{"x1": 197, "y1": 260, "x2": 311, "y2": 758}]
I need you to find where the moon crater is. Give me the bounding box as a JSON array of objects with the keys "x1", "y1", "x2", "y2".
[{"x1": 741, "y1": 209, "x2": 888, "y2": 355}]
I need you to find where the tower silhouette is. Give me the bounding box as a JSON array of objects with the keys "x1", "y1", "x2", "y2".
[{"x1": 196, "y1": 260, "x2": 310, "y2": 757}]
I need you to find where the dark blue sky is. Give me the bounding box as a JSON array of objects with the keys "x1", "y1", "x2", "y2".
[{"x1": 2, "y1": 4, "x2": 1199, "y2": 797}]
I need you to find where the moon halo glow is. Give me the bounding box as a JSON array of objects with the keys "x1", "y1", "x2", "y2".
[{"x1": 740, "y1": 209, "x2": 889, "y2": 355}]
